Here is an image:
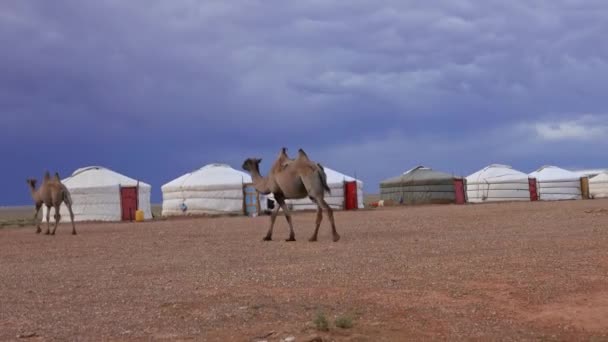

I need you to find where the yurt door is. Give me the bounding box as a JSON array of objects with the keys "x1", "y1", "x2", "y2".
[
  {"x1": 453, "y1": 179, "x2": 466, "y2": 204},
  {"x1": 528, "y1": 178, "x2": 538, "y2": 201},
  {"x1": 243, "y1": 185, "x2": 259, "y2": 216},
  {"x1": 120, "y1": 187, "x2": 138, "y2": 221},
  {"x1": 344, "y1": 181, "x2": 357, "y2": 210},
  {"x1": 580, "y1": 177, "x2": 590, "y2": 199}
]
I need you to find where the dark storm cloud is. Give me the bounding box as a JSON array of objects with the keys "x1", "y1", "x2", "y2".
[{"x1": 1, "y1": 0, "x2": 607, "y2": 204}]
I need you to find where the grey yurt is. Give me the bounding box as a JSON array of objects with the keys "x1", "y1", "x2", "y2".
[{"x1": 380, "y1": 166, "x2": 465, "y2": 205}]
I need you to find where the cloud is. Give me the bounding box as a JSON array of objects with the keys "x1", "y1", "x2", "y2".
[
  {"x1": 2, "y1": 1, "x2": 608, "y2": 204},
  {"x1": 534, "y1": 115, "x2": 608, "y2": 141}
]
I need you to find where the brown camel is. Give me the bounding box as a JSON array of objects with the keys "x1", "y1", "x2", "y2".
[
  {"x1": 27, "y1": 171, "x2": 76, "y2": 235},
  {"x1": 242, "y1": 148, "x2": 340, "y2": 242}
]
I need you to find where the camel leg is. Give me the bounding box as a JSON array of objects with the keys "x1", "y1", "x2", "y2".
[
  {"x1": 264, "y1": 203, "x2": 281, "y2": 241},
  {"x1": 319, "y1": 198, "x2": 340, "y2": 242},
  {"x1": 66, "y1": 203, "x2": 76, "y2": 235},
  {"x1": 309, "y1": 205, "x2": 323, "y2": 242},
  {"x1": 33, "y1": 204, "x2": 42, "y2": 234},
  {"x1": 45, "y1": 206, "x2": 51, "y2": 235},
  {"x1": 51, "y1": 205, "x2": 61, "y2": 235},
  {"x1": 276, "y1": 198, "x2": 296, "y2": 242}
]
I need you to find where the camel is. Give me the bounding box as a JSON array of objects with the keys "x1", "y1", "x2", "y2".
[
  {"x1": 242, "y1": 148, "x2": 340, "y2": 242},
  {"x1": 27, "y1": 171, "x2": 76, "y2": 235}
]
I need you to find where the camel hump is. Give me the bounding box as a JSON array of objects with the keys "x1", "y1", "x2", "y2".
[
  {"x1": 297, "y1": 148, "x2": 310, "y2": 160},
  {"x1": 43, "y1": 171, "x2": 51, "y2": 182},
  {"x1": 278, "y1": 147, "x2": 290, "y2": 160},
  {"x1": 54, "y1": 172, "x2": 61, "y2": 182}
]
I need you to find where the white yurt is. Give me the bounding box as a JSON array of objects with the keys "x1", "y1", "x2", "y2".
[
  {"x1": 267, "y1": 167, "x2": 364, "y2": 211},
  {"x1": 528, "y1": 165, "x2": 584, "y2": 200},
  {"x1": 466, "y1": 164, "x2": 534, "y2": 203},
  {"x1": 162, "y1": 163, "x2": 266, "y2": 216},
  {"x1": 43, "y1": 166, "x2": 152, "y2": 222},
  {"x1": 571, "y1": 168, "x2": 607, "y2": 178},
  {"x1": 589, "y1": 172, "x2": 608, "y2": 199}
]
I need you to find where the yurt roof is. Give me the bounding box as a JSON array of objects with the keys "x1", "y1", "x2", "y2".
[
  {"x1": 62, "y1": 166, "x2": 150, "y2": 188},
  {"x1": 590, "y1": 172, "x2": 608, "y2": 183},
  {"x1": 571, "y1": 168, "x2": 608, "y2": 178},
  {"x1": 162, "y1": 163, "x2": 251, "y2": 190},
  {"x1": 381, "y1": 165, "x2": 458, "y2": 186},
  {"x1": 322, "y1": 167, "x2": 362, "y2": 185},
  {"x1": 466, "y1": 164, "x2": 529, "y2": 183},
  {"x1": 529, "y1": 165, "x2": 580, "y2": 181}
]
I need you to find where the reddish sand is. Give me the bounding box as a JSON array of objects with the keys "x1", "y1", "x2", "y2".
[{"x1": 1, "y1": 200, "x2": 607, "y2": 341}]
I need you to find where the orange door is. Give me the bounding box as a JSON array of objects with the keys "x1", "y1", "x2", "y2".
[
  {"x1": 453, "y1": 178, "x2": 466, "y2": 204},
  {"x1": 120, "y1": 187, "x2": 138, "y2": 221},
  {"x1": 528, "y1": 178, "x2": 538, "y2": 201},
  {"x1": 344, "y1": 181, "x2": 357, "y2": 210}
]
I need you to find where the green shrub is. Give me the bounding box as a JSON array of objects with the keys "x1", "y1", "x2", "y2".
[
  {"x1": 313, "y1": 312, "x2": 329, "y2": 331},
  {"x1": 334, "y1": 314, "x2": 354, "y2": 329}
]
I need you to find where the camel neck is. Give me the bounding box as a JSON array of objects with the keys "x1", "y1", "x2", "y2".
[
  {"x1": 28, "y1": 184, "x2": 38, "y2": 199},
  {"x1": 249, "y1": 167, "x2": 271, "y2": 194}
]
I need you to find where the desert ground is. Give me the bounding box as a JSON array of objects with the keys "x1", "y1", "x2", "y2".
[{"x1": 1, "y1": 200, "x2": 607, "y2": 341}]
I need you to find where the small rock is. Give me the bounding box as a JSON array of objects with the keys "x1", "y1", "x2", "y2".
[
  {"x1": 284, "y1": 337, "x2": 296, "y2": 342},
  {"x1": 17, "y1": 332, "x2": 37, "y2": 339},
  {"x1": 307, "y1": 335, "x2": 324, "y2": 342}
]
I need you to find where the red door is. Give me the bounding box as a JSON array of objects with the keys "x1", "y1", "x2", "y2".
[
  {"x1": 528, "y1": 178, "x2": 538, "y2": 201},
  {"x1": 453, "y1": 178, "x2": 466, "y2": 204},
  {"x1": 120, "y1": 187, "x2": 138, "y2": 221},
  {"x1": 344, "y1": 181, "x2": 358, "y2": 210}
]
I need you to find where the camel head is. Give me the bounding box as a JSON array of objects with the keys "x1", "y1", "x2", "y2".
[
  {"x1": 242, "y1": 158, "x2": 262, "y2": 173},
  {"x1": 26, "y1": 178, "x2": 37, "y2": 189}
]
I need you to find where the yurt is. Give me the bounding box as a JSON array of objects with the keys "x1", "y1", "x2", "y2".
[
  {"x1": 267, "y1": 167, "x2": 363, "y2": 211},
  {"x1": 161, "y1": 163, "x2": 266, "y2": 216},
  {"x1": 589, "y1": 172, "x2": 608, "y2": 199},
  {"x1": 466, "y1": 164, "x2": 535, "y2": 203},
  {"x1": 571, "y1": 169, "x2": 607, "y2": 178},
  {"x1": 43, "y1": 166, "x2": 152, "y2": 222},
  {"x1": 529, "y1": 165, "x2": 585, "y2": 200},
  {"x1": 379, "y1": 166, "x2": 465, "y2": 205}
]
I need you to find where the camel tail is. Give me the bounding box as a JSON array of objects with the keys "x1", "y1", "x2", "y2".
[
  {"x1": 62, "y1": 186, "x2": 73, "y2": 207},
  {"x1": 317, "y1": 163, "x2": 331, "y2": 194}
]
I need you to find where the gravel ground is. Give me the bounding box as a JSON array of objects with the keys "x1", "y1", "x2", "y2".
[{"x1": 1, "y1": 200, "x2": 607, "y2": 341}]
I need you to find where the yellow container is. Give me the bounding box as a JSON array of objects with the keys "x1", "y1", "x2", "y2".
[{"x1": 135, "y1": 210, "x2": 145, "y2": 222}]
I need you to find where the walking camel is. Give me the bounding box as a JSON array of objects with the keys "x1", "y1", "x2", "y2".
[
  {"x1": 242, "y1": 148, "x2": 340, "y2": 242},
  {"x1": 27, "y1": 171, "x2": 77, "y2": 235}
]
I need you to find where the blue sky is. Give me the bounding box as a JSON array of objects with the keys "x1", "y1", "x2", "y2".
[{"x1": 2, "y1": 1, "x2": 607, "y2": 205}]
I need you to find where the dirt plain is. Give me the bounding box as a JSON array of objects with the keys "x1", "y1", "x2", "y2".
[{"x1": 1, "y1": 200, "x2": 607, "y2": 341}]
